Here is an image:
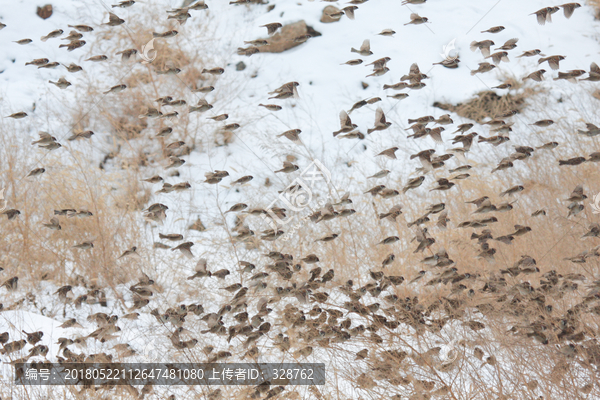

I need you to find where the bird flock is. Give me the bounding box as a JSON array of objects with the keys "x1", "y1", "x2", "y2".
[{"x1": 1, "y1": 0, "x2": 600, "y2": 399}]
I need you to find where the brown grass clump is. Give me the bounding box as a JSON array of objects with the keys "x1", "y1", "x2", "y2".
[{"x1": 434, "y1": 86, "x2": 538, "y2": 123}]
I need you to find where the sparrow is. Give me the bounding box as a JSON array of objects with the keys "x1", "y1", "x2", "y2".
[
  {"x1": 377, "y1": 147, "x2": 398, "y2": 159},
  {"x1": 38, "y1": 62, "x2": 60, "y2": 69},
  {"x1": 517, "y1": 49, "x2": 542, "y2": 58},
  {"x1": 430, "y1": 178, "x2": 455, "y2": 191},
  {"x1": 277, "y1": 129, "x2": 302, "y2": 143},
  {"x1": 153, "y1": 30, "x2": 178, "y2": 38},
  {"x1": 101, "y1": 84, "x2": 128, "y2": 95},
  {"x1": 13, "y1": 39, "x2": 32, "y2": 45},
  {"x1": 379, "y1": 29, "x2": 396, "y2": 36},
  {"x1": 188, "y1": 99, "x2": 213, "y2": 114},
  {"x1": 6, "y1": 111, "x2": 28, "y2": 119},
  {"x1": 538, "y1": 55, "x2": 565, "y2": 70},
  {"x1": 85, "y1": 55, "x2": 108, "y2": 62},
  {"x1": 27, "y1": 167, "x2": 45, "y2": 177},
  {"x1": 0, "y1": 340, "x2": 26, "y2": 355},
  {"x1": 581, "y1": 62, "x2": 600, "y2": 81},
  {"x1": 530, "y1": 6, "x2": 560, "y2": 25},
  {"x1": 172, "y1": 242, "x2": 194, "y2": 259},
  {"x1": 523, "y1": 70, "x2": 546, "y2": 82},
  {"x1": 495, "y1": 38, "x2": 518, "y2": 51},
  {"x1": 567, "y1": 202, "x2": 584, "y2": 217},
  {"x1": 560, "y1": 3, "x2": 581, "y2": 19},
  {"x1": 333, "y1": 111, "x2": 358, "y2": 137},
  {"x1": 232, "y1": 175, "x2": 253, "y2": 185},
  {"x1": 119, "y1": 246, "x2": 138, "y2": 259},
  {"x1": 275, "y1": 161, "x2": 299, "y2": 173},
  {"x1": 32, "y1": 133, "x2": 57, "y2": 146},
  {"x1": 470, "y1": 40, "x2": 495, "y2": 57},
  {"x1": 565, "y1": 185, "x2": 586, "y2": 202},
  {"x1": 42, "y1": 217, "x2": 61, "y2": 230},
  {"x1": 481, "y1": 26, "x2": 505, "y2": 33},
  {"x1": 388, "y1": 93, "x2": 410, "y2": 100},
  {"x1": 62, "y1": 31, "x2": 83, "y2": 41},
  {"x1": 403, "y1": 176, "x2": 425, "y2": 193},
  {"x1": 68, "y1": 24, "x2": 94, "y2": 32},
  {"x1": 41, "y1": 29, "x2": 64, "y2": 41},
  {"x1": 382, "y1": 254, "x2": 395, "y2": 267},
  {"x1": 404, "y1": 13, "x2": 428, "y2": 25},
  {"x1": 368, "y1": 107, "x2": 392, "y2": 134},
  {"x1": 500, "y1": 185, "x2": 524, "y2": 197},
  {"x1": 559, "y1": 157, "x2": 586, "y2": 166},
  {"x1": 63, "y1": 63, "x2": 83, "y2": 73},
  {"x1": 582, "y1": 223, "x2": 600, "y2": 238},
  {"x1": 485, "y1": 51, "x2": 509, "y2": 65},
  {"x1": 368, "y1": 169, "x2": 390, "y2": 179},
  {"x1": 26, "y1": 58, "x2": 49, "y2": 66},
  {"x1": 22, "y1": 330, "x2": 43, "y2": 345},
  {"x1": 116, "y1": 48, "x2": 138, "y2": 60},
  {"x1": 471, "y1": 62, "x2": 496, "y2": 75},
  {"x1": 342, "y1": 6, "x2": 358, "y2": 19},
  {"x1": 103, "y1": 12, "x2": 125, "y2": 26},
  {"x1": 68, "y1": 130, "x2": 94, "y2": 140},
  {"x1": 0, "y1": 277, "x2": 18, "y2": 290},
  {"x1": 157, "y1": 67, "x2": 181, "y2": 75},
  {"x1": 112, "y1": 0, "x2": 135, "y2": 7},
  {"x1": 577, "y1": 123, "x2": 600, "y2": 137},
  {"x1": 207, "y1": 113, "x2": 228, "y2": 121},
  {"x1": 59, "y1": 40, "x2": 86, "y2": 51},
  {"x1": 73, "y1": 241, "x2": 94, "y2": 250},
  {"x1": 258, "y1": 103, "x2": 282, "y2": 111},
  {"x1": 261, "y1": 22, "x2": 282, "y2": 35},
  {"x1": 351, "y1": 39, "x2": 372, "y2": 56},
  {"x1": 225, "y1": 203, "x2": 247, "y2": 213}
]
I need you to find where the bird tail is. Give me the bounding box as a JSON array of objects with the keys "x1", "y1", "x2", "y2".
[
  {"x1": 40, "y1": 36, "x2": 48, "y2": 42},
  {"x1": 469, "y1": 41, "x2": 479, "y2": 52}
]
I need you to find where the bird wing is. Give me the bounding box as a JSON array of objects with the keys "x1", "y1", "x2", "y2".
[
  {"x1": 360, "y1": 39, "x2": 370, "y2": 52},
  {"x1": 409, "y1": 63, "x2": 420, "y2": 75}
]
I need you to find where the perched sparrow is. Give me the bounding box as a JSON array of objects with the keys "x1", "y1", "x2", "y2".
[{"x1": 351, "y1": 39, "x2": 372, "y2": 56}]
